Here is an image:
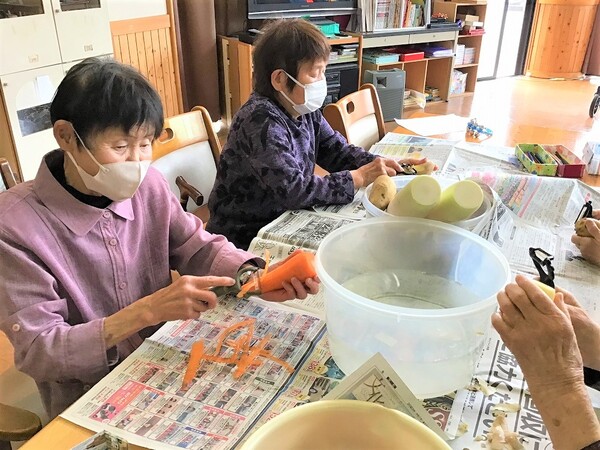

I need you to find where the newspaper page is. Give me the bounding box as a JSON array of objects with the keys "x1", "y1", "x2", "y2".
[
  {"x1": 247, "y1": 209, "x2": 357, "y2": 252},
  {"x1": 246, "y1": 209, "x2": 357, "y2": 316},
  {"x1": 442, "y1": 144, "x2": 525, "y2": 177},
  {"x1": 370, "y1": 143, "x2": 454, "y2": 173},
  {"x1": 323, "y1": 353, "x2": 450, "y2": 441},
  {"x1": 62, "y1": 296, "x2": 326, "y2": 450},
  {"x1": 447, "y1": 328, "x2": 554, "y2": 450},
  {"x1": 461, "y1": 172, "x2": 600, "y2": 302},
  {"x1": 378, "y1": 132, "x2": 460, "y2": 147},
  {"x1": 313, "y1": 188, "x2": 368, "y2": 219}
]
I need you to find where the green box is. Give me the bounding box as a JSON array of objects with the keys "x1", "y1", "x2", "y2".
[
  {"x1": 310, "y1": 19, "x2": 340, "y2": 37},
  {"x1": 515, "y1": 143, "x2": 558, "y2": 176}
]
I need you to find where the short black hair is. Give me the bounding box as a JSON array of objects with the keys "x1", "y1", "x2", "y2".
[
  {"x1": 253, "y1": 19, "x2": 330, "y2": 100},
  {"x1": 50, "y1": 57, "x2": 163, "y2": 145}
]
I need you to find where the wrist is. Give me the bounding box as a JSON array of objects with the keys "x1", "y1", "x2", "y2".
[
  {"x1": 350, "y1": 170, "x2": 364, "y2": 189},
  {"x1": 527, "y1": 371, "x2": 584, "y2": 399},
  {"x1": 130, "y1": 295, "x2": 158, "y2": 328}
]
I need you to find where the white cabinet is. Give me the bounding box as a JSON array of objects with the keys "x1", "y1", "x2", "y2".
[
  {"x1": 50, "y1": 0, "x2": 112, "y2": 63},
  {"x1": 0, "y1": 0, "x2": 61, "y2": 75},
  {"x1": 0, "y1": 66, "x2": 65, "y2": 181},
  {"x1": 0, "y1": 0, "x2": 112, "y2": 180}
]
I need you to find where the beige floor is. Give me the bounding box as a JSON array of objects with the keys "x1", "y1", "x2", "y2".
[{"x1": 400, "y1": 75, "x2": 600, "y2": 153}]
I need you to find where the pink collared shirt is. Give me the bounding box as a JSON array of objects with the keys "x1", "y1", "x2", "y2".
[{"x1": 0, "y1": 151, "x2": 256, "y2": 419}]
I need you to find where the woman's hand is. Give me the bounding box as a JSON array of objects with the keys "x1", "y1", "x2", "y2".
[
  {"x1": 493, "y1": 276, "x2": 600, "y2": 450},
  {"x1": 104, "y1": 275, "x2": 236, "y2": 349},
  {"x1": 350, "y1": 157, "x2": 428, "y2": 189},
  {"x1": 140, "y1": 275, "x2": 236, "y2": 325},
  {"x1": 258, "y1": 250, "x2": 320, "y2": 303},
  {"x1": 556, "y1": 285, "x2": 600, "y2": 371},
  {"x1": 492, "y1": 275, "x2": 583, "y2": 392},
  {"x1": 572, "y1": 211, "x2": 600, "y2": 266}
]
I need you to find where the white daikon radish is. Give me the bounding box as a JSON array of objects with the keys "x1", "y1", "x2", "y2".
[
  {"x1": 426, "y1": 180, "x2": 484, "y2": 223},
  {"x1": 387, "y1": 175, "x2": 441, "y2": 218}
]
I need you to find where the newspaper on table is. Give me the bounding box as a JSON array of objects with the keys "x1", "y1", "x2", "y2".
[
  {"x1": 62, "y1": 296, "x2": 328, "y2": 450},
  {"x1": 247, "y1": 210, "x2": 359, "y2": 316},
  {"x1": 63, "y1": 135, "x2": 600, "y2": 450},
  {"x1": 253, "y1": 136, "x2": 600, "y2": 449}
]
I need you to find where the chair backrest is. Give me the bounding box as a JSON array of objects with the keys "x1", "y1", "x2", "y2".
[
  {"x1": 152, "y1": 106, "x2": 221, "y2": 222},
  {"x1": 323, "y1": 83, "x2": 386, "y2": 151},
  {"x1": 0, "y1": 158, "x2": 19, "y2": 192}
]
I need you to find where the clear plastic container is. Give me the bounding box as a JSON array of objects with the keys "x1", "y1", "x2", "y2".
[
  {"x1": 363, "y1": 176, "x2": 496, "y2": 234},
  {"x1": 316, "y1": 217, "x2": 511, "y2": 399}
]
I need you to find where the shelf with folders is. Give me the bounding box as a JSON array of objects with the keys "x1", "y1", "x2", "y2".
[
  {"x1": 433, "y1": 1, "x2": 487, "y2": 98},
  {"x1": 352, "y1": 0, "x2": 431, "y2": 33},
  {"x1": 362, "y1": 55, "x2": 453, "y2": 104}
]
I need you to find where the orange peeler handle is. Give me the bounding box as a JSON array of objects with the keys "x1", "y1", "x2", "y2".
[{"x1": 239, "y1": 251, "x2": 316, "y2": 295}]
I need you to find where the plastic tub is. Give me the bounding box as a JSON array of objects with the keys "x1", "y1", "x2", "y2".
[
  {"x1": 240, "y1": 400, "x2": 450, "y2": 450},
  {"x1": 363, "y1": 176, "x2": 496, "y2": 234},
  {"x1": 316, "y1": 217, "x2": 511, "y2": 398}
]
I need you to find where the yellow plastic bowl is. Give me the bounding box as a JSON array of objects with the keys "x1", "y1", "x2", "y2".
[{"x1": 240, "y1": 400, "x2": 451, "y2": 450}]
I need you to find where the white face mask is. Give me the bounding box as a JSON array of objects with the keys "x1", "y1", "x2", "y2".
[
  {"x1": 66, "y1": 128, "x2": 150, "y2": 202},
  {"x1": 279, "y1": 71, "x2": 328, "y2": 115}
]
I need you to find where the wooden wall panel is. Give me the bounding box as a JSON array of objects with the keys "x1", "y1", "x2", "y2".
[
  {"x1": 525, "y1": 0, "x2": 600, "y2": 79},
  {"x1": 110, "y1": 15, "x2": 183, "y2": 118}
]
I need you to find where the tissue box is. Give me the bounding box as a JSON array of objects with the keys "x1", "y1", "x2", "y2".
[
  {"x1": 515, "y1": 143, "x2": 558, "y2": 176},
  {"x1": 583, "y1": 141, "x2": 600, "y2": 175},
  {"x1": 542, "y1": 144, "x2": 585, "y2": 178}
]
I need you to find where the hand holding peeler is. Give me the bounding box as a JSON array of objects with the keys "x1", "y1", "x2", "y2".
[
  {"x1": 209, "y1": 266, "x2": 261, "y2": 299},
  {"x1": 397, "y1": 163, "x2": 418, "y2": 176}
]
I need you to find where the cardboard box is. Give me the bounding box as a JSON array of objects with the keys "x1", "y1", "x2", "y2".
[
  {"x1": 457, "y1": 14, "x2": 479, "y2": 22},
  {"x1": 542, "y1": 144, "x2": 585, "y2": 178},
  {"x1": 515, "y1": 143, "x2": 558, "y2": 176}
]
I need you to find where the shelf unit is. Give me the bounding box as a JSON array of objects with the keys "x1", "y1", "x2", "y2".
[
  {"x1": 220, "y1": 26, "x2": 462, "y2": 121},
  {"x1": 433, "y1": 1, "x2": 487, "y2": 97},
  {"x1": 356, "y1": 28, "x2": 458, "y2": 105},
  {"x1": 220, "y1": 35, "x2": 362, "y2": 124}
]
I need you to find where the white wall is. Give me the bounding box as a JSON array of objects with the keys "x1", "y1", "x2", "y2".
[{"x1": 106, "y1": 0, "x2": 167, "y2": 21}]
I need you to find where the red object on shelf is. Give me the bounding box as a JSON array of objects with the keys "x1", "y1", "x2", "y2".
[
  {"x1": 399, "y1": 52, "x2": 425, "y2": 61},
  {"x1": 389, "y1": 48, "x2": 425, "y2": 61},
  {"x1": 460, "y1": 29, "x2": 485, "y2": 36}
]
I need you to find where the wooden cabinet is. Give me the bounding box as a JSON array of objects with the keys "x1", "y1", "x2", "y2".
[
  {"x1": 433, "y1": 1, "x2": 487, "y2": 97},
  {"x1": 220, "y1": 35, "x2": 362, "y2": 124},
  {"x1": 525, "y1": 0, "x2": 600, "y2": 79}
]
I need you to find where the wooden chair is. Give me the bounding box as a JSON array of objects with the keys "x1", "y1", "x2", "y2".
[
  {"x1": 0, "y1": 333, "x2": 44, "y2": 449},
  {"x1": 0, "y1": 158, "x2": 19, "y2": 191},
  {"x1": 152, "y1": 106, "x2": 221, "y2": 225},
  {"x1": 0, "y1": 403, "x2": 42, "y2": 450},
  {"x1": 323, "y1": 83, "x2": 386, "y2": 151}
]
